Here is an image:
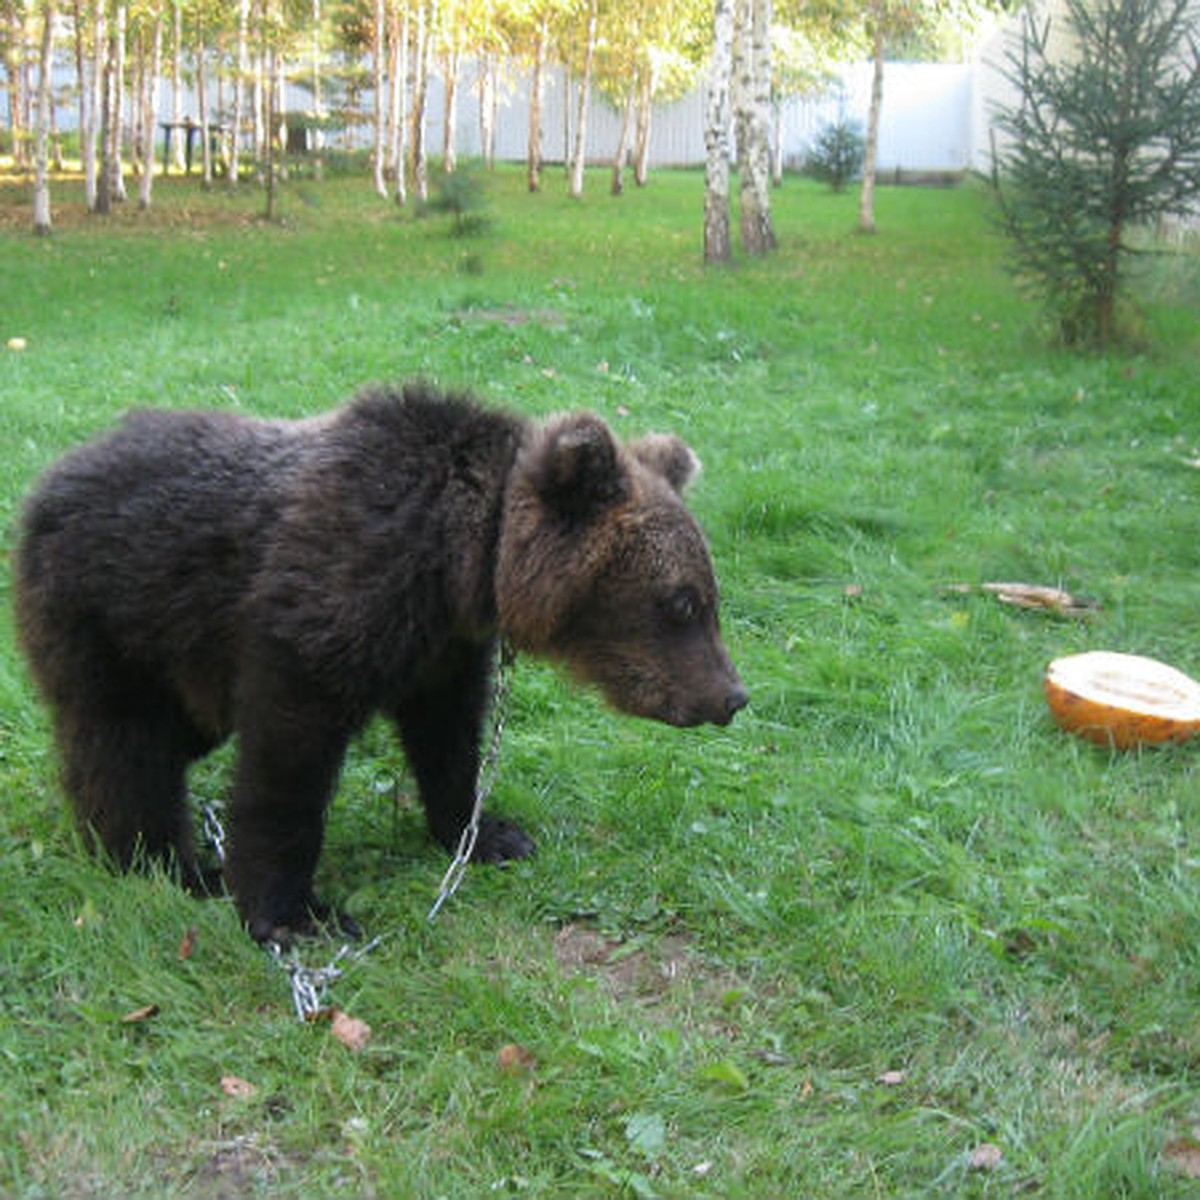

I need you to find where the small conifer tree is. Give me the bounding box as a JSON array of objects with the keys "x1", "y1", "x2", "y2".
[
  {"x1": 991, "y1": 0, "x2": 1200, "y2": 345},
  {"x1": 805, "y1": 120, "x2": 866, "y2": 193}
]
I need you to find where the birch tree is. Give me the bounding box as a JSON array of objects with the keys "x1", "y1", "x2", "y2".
[
  {"x1": 733, "y1": 0, "x2": 775, "y2": 253},
  {"x1": 168, "y1": 0, "x2": 185, "y2": 167},
  {"x1": 4, "y1": 0, "x2": 30, "y2": 171},
  {"x1": 388, "y1": 0, "x2": 408, "y2": 203},
  {"x1": 439, "y1": 0, "x2": 465, "y2": 172},
  {"x1": 851, "y1": 0, "x2": 946, "y2": 233},
  {"x1": 518, "y1": 4, "x2": 552, "y2": 190},
  {"x1": 371, "y1": 0, "x2": 387, "y2": 194},
  {"x1": 228, "y1": 0, "x2": 248, "y2": 183},
  {"x1": 857, "y1": 0, "x2": 884, "y2": 232},
  {"x1": 32, "y1": 0, "x2": 54, "y2": 234},
  {"x1": 566, "y1": 0, "x2": 597, "y2": 198},
  {"x1": 592, "y1": 0, "x2": 703, "y2": 195},
  {"x1": 142, "y1": 16, "x2": 164, "y2": 205},
  {"x1": 95, "y1": 2, "x2": 127, "y2": 212},
  {"x1": 70, "y1": 0, "x2": 100, "y2": 207},
  {"x1": 704, "y1": 0, "x2": 734, "y2": 263},
  {"x1": 408, "y1": 0, "x2": 434, "y2": 204}
]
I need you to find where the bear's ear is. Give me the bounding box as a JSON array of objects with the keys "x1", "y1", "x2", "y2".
[
  {"x1": 629, "y1": 433, "x2": 701, "y2": 494},
  {"x1": 530, "y1": 414, "x2": 628, "y2": 519}
]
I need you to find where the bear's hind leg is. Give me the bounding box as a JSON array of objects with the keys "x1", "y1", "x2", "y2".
[{"x1": 54, "y1": 692, "x2": 214, "y2": 891}]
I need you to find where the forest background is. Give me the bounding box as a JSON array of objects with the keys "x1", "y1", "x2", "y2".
[{"x1": 1, "y1": 0, "x2": 999, "y2": 244}]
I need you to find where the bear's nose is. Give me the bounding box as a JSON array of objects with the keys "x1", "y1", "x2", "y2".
[{"x1": 724, "y1": 683, "x2": 749, "y2": 722}]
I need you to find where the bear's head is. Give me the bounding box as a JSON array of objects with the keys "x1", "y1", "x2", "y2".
[{"x1": 497, "y1": 413, "x2": 747, "y2": 728}]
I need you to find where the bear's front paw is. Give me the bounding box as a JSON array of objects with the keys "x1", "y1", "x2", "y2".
[
  {"x1": 245, "y1": 896, "x2": 363, "y2": 947},
  {"x1": 471, "y1": 816, "x2": 536, "y2": 863}
]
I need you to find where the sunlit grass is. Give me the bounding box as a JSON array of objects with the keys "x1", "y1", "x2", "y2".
[{"x1": 2, "y1": 164, "x2": 1199, "y2": 1197}]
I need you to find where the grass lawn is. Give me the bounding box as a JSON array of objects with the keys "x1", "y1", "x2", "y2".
[{"x1": 2, "y1": 163, "x2": 1199, "y2": 1198}]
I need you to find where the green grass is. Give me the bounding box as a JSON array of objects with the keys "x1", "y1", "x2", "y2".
[{"x1": 2, "y1": 164, "x2": 1200, "y2": 1198}]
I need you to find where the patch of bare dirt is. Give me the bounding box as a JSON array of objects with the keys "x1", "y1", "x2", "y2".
[
  {"x1": 183, "y1": 1134, "x2": 302, "y2": 1199},
  {"x1": 552, "y1": 923, "x2": 738, "y2": 1007},
  {"x1": 454, "y1": 306, "x2": 567, "y2": 329}
]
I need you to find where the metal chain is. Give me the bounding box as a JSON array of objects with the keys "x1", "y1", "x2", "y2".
[
  {"x1": 201, "y1": 798, "x2": 381, "y2": 1021},
  {"x1": 427, "y1": 641, "x2": 515, "y2": 922},
  {"x1": 268, "y1": 936, "x2": 383, "y2": 1021},
  {"x1": 201, "y1": 801, "x2": 227, "y2": 866},
  {"x1": 196, "y1": 640, "x2": 515, "y2": 1016}
]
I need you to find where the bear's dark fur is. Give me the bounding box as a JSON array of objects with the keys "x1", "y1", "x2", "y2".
[{"x1": 14, "y1": 382, "x2": 747, "y2": 941}]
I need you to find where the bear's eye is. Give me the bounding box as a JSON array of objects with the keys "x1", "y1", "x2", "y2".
[{"x1": 664, "y1": 586, "x2": 701, "y2": 626}]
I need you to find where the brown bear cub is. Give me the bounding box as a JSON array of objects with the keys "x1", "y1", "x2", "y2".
[{"x1": 14, "y1": 382, "x2": 747, "y2": 943}]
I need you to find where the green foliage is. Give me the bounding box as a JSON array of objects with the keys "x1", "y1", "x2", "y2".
[
  {"x1": 990, "y1": 0, "x2": 1200, "y2": 346},
  {"x1": 804, "y1": 118, "x2": 866, "y2": 191},
  {"x1": 424, "y1": 167, "x2": 492, "y2": 236},
  {"x1": 0, "y1": 169, "x2": 1199, "y2": 1198}
]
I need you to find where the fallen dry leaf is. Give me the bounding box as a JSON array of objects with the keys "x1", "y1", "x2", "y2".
[
  {"x1": 497, "y1": 1043, "x2": 536, "y2": 1073},
  {"x1": 1164, "y1": 1136, "x2": 1200, "y2": 1179},
  {"x1": 968, "y1": 1143, "x2": 1005, "y2": 1172},
  {"x1": 330, "y1": 1009, "x2": 372, "y2": 1052},
  {"x1": 178, "y1": 927, "x2": 198, "y2": 961},
  {"x1": 220, "y1": 1074, "x2": 258, "y2": 1099},
  {"x1": 120, "y1": 1004, "x2": 160, "y2": 1024}
]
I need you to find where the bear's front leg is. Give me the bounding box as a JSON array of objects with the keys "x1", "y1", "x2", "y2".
[
  {"x1": 392, "y1": 642, "x2": 535, "y2": 863},
  {"x1": 225, "y1": 717, "x2": 353, "y2": 944}
]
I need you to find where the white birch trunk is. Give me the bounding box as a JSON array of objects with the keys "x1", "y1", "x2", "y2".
[
  {"x1": 171, "y1": 0, "x2": 185, "y2": 169},
  {"x1": 735, "y1": 0, "x2": 776, "y2": 254},
  {"x1": 704, "y1": 0, "x2": 734, "y2": 264},
  {"x1": 633, "y1": 66, "x2": 653, "y2": 187},
  {"x1": 409, "y1": 0, "x2": 432, "y2": 205},
  {"x1": 390, "y1": 3, "x2": 408, "y2": 205},
  {"x1": 197, "y1": 35, "x2": 212, "y2": 187},
  {"x1": 442, "y1": 43, "x2": 460, "y2": 173},
  {"x1": 311, "y1": 0, "x2": 324, "y2": 154},
  {"x1": 568, "y1": 0, "x2": 598, "y2": 199},
  {"x1": 7, "y1": 6, "x2": 28, "y2": 170},
  {"x1": 527, "y1": 17, "x2": 547, "y2": 192},
  {"x1": 478, "y1": 54, "x2": 496, "y2": 169},
  {"x1": 110, "y1": 4, "x2": 127, "y2": 203},
  {"x1": 73, "y1": 0, "x2": 98, "y2": 209},
  {"x1": 229, "y1": 0, "x2": 248, "y2": 185},
  {"x1": 32, "y1": 0, "x2": 55, "y2": 235},
  {"x1": 610, "y1": 94, "x2": 633, "y2": 196},
  {"x1": 372, "y1": 0, "x2": 387, "y2": 196},
  {"x1": 137, "y1": 8, "x2": 162, "y2": 209},
  {"x1": 96, "y1": 5, "x2": 126, "y2": 212},
  {"x1": 858, "y1": 20, "x2": 884, "y2": 234}
]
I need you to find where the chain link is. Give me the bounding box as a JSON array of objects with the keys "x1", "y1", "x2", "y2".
[
  {"x1": 269, "y1": 936, "x2": 383, "y2": 1021},
  {"x1": 201, "y1": 801, "x2": 227, "y2": 866}
]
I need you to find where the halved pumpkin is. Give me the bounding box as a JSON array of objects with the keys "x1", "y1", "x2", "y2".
[{"x1": 1045, "y1": 651, "x2": 1200, "y2": 749}]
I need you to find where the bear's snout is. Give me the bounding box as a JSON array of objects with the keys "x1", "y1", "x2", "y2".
[
  {"x1": 682, "y1": 673, "x2": 748, "y2": 728},
  {"x1": 719, "y1": 679, "x2": 750, "y2": 725}
]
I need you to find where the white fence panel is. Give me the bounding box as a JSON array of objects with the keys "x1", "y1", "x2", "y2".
[{"x1": 5, "y1": 55, "x2": 979, "y2": 174}]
